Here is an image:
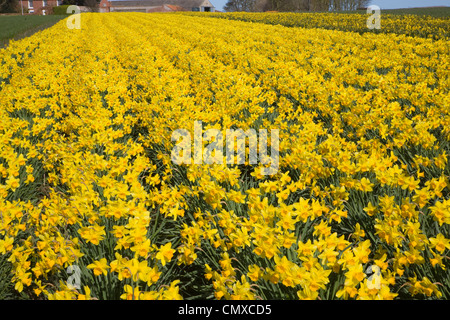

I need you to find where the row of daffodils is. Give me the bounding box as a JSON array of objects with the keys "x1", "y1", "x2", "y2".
[
  {"x1": 182, "y1": 11, "x2": 450, "y2": 40},
  {"x1": 0, "y1": 12, "x2": 449, "y2": 300}
]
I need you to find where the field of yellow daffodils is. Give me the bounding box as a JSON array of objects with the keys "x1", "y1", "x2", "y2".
[{"x1": 0, "y1": 12, "x2": 449, "y2": 300}]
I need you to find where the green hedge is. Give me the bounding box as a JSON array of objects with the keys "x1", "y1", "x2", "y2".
[{"x1": 52, "y1": 5, "x2": 71, "y2": 15}]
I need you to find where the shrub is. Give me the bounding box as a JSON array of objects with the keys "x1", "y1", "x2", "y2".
[
  {"x1": 0, "y1": 0, "x2": 19, "y2": 13},
  {"x1": 52, "y1": 4, "x2": 71, "y2": 14}
]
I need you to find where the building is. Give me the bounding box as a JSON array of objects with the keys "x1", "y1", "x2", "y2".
[
  {"x1": 18, "y1": 0, "x2": 62, "y2": 13},
  {"x1": 99, "y1": 0, "x2": 215, "y2": 13}
]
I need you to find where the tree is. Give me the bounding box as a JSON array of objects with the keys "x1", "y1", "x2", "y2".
[
  {"x1": 62, "y1": 0, "x2": 83, "y2": 6},
  {"x1": 62, "y1": 0, "x2": 100, "y2": 7},
  {"x1": 224, "y1": 0, "x2": 256, "y2": 12},
  {"x1": 254, "y1": 0, "x2": 370, "y2": 12},
  {"x1": 0, "y1": 0, "x2": 18, "y2": 13},
  {"x1": 84, "y1": 0, "x2": 100, "y2": 11}
]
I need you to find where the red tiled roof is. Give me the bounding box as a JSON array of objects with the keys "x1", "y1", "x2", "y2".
[
  {"x1": 146, "y1": 4, "x2": 186, "y2": 11},
  {"x1": 147, "y1": 5, "x2": 170, "y2": 11},
  {"x1": 166, "y1": 4, "x2": 185, "y2": 11}
]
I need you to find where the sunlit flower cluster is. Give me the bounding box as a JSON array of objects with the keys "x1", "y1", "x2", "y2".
[{"x1": 0, "y1": 12, "x2": 449, "y2": 300}]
